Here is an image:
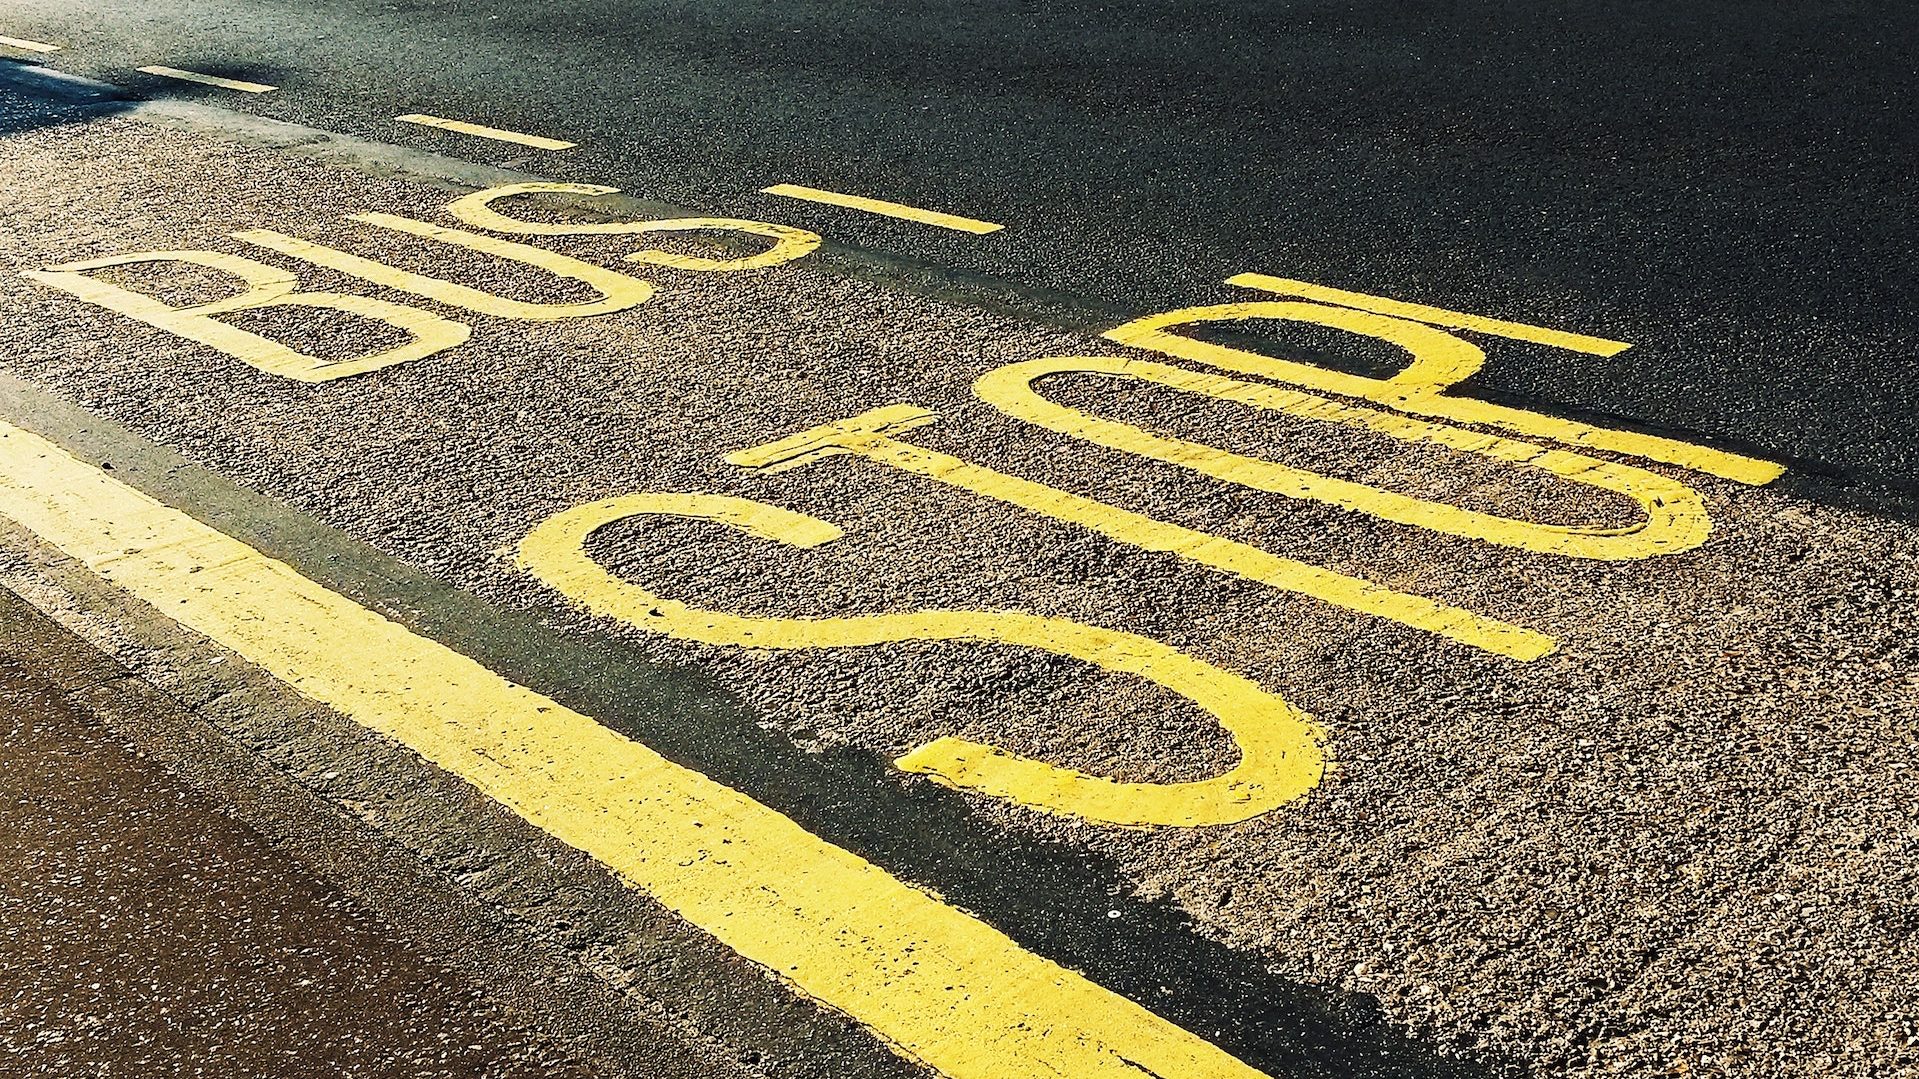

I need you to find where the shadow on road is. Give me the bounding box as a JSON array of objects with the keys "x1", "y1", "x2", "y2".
[
  {"x1": 0, "y1": 58, "x2": 134, "y2": 136},
  {"x1": 0, "y1": 53, "x2": 1508, "y2": 1077}
]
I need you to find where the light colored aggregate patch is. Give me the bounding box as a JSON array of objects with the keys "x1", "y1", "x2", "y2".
[{"x1": 0, "y1": 112, "x2": 1915, "y2": 1078}]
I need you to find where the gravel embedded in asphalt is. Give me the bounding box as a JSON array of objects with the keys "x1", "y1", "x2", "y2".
[
  {"x1": 0, "y1": 607, "x2": 607, "y2": 1079},
  {"x1": 0, "y1": 79, "x2": 1914, "y2": 1079}
]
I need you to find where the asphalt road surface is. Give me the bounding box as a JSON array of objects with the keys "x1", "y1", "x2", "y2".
[
  {"x1": 0, "y1": 589, "x2": 625, "y2": 1079},
  {"x1": 0, "y1": 5, "x2": 1914, "y2": 1079},
  {"x1": 1, "y1": 0, "x2": 1916, "y2": 508}
]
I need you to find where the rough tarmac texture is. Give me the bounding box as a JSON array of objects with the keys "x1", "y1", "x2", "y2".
[
  {"x1": 3, "y1": 0, "x2": 1916, "y2": 501},
  {"x1": 0, "y1": 599, "x2": 602, "y2": 1078},
  {"x1": 0, "y1": 98, "x2": 1915, "y2": 1079}
]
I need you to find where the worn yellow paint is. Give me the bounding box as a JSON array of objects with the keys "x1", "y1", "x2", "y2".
[
  {"x1": 727, "y1": 405, "x2": 1554, "y2": 660},
  {"x1": 0, "y1": 419, "x2": 1274, "y2": 1079},
  {"x1": 1105, "y1": 299, "x2": 1785, "y2": 486},
  {"x1": 137, "y1": 65, "x2": 276, "y2": 93},
  {"x1": 1227, "y1": 273, "x2": 1633, "y2": 356},
  {"x1": 23, "y1": 250, "x2": 470, "y2": 382},
  {"x1": 395, "y1": 113, "x2": 575, "y2": 151},
  {"x1": 761, "y1": 183, "x2": 1003, "y2": 235},
  {"x1": 235, "y1": 214, "x2": 654, "y2": 321},
  {"x1": 518, "y1": 492, "x2": 1324, "y2": 827},
  {"x1": 0, "y1": 34, "x2": 60, "y2": 53},
  {"x1": 976, "y1": 356, "x2": 1712, "y2": 560},
  {"x1": 445, "y1": 182, "x2": 822, "y2": 272}
]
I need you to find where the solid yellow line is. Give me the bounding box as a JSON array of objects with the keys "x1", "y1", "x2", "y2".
[
  {"x1": 761, "y1": 183, "x2": 1003, "y2": 234},
  {"x1": 1227, "y1": 272, "x2": 1633, "y2": 357},
  {"x1": 396, "y1": 113, "x2": 575, "y2": 151},
  {"x1": 0, "y1": 34, "x2": 61, "y2": 53},
  {"x1": 138, "y1": 65, "x2": 277, "y2": 93},
  {"x1": 0, "y1": 418, "x2": 1267, "y2": 1079}
]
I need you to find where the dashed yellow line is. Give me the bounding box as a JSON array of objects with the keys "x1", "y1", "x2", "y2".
[
  {"x1": 396, "y1": 113, "x2": 575, "y2": 151},
  {"x1": 761, "y1": 183, "x2": 1003, "y2": 234},
  {"x1": 137, "y1": 65, "x2": 277, "y2": 93},
  {"x1": 0, "y1": 34, "x2": 61, "y2": 53},
  {"x1": 0, "y1": 417, "x2": 1270, "y2": 1079}
]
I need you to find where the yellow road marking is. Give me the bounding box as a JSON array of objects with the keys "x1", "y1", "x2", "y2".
[
  {"x1": 25, "y1": 250, "x2": 470, "y2": 382},
  {"x1": 727, "y1": 404, "x2": 1556, "y2": 661},
  {"x1": 976, "y1": 355, "x2": 1713, "y2": 561},
  {"x1": 760, "y1": 183, "x2": 1003, "y2": 234},
  {"x1": 137, "y1": 65, "x2": 277, "y2": 93},
  {"x1": 235, "y1": 214, "x2": 654, "y2": 321},
  {"x1": 0, "y1": 34, "x2": 61, "y2": 53},
  {"x1": 1106, "y1": 300, "x2": 1785, "y2": 486},
  {"x1": 0, "y1": 419, "x2": 1271, "y2": 1079},
  {"x1": 1227, "y1": 273, "x2": 1633, "y2": 356},
  {"x1": 519, "y1": 492, "x2": 1324, "y2": 827},
  {"x1": 396, "y1": 113, "x2": 575, "y2": 151},
  {"x1": 447, "y1": 182, "x2": 823, "y2": 273}
]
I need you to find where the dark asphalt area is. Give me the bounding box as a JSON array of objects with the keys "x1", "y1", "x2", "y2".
[
  {"x1": 0, "y1": 72, "x2": 1914, "y2": 1076},
  {"x1": 0, "y1": 6, "x2": 1915, "y2": 1079},
  {"x1": 0, "y1": 0, "x2": 1913, "y2": 509},
  {"x1": 0, "y1": 593, "x2": 602, "y2": 1079}
]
